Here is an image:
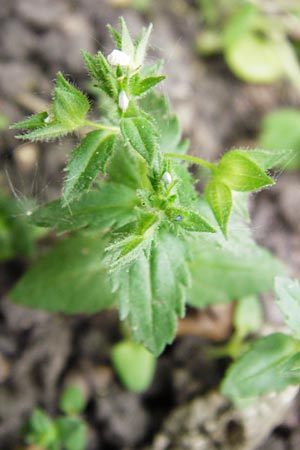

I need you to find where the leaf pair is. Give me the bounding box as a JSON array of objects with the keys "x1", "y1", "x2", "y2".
[
  {"x1": 206, "y1": 149, "x2": 275, "y2": 235},
  {"x1": 12, "y1": 73, "x2": 90, "y2": 141}
]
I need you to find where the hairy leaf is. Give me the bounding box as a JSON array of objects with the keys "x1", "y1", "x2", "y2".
[
  {"x1": 205, "y1": 179, "x2": 232, "y2": 236},
  {"x1": 111, "y1": 228, "x2": 190, "y2": 355},
  {"x1": 216, "y1": 150, "x2": 274, "y2": 191},
  {"x1": 13, "y1": 73, "x2": 90, "y2": 140},
  {"x1": 63, "y1": 130, "x2": 115, "y2": 204},
  {"x1": 221, "y1": 333, "x2": 300, "y2": 403},
  {"x1": 81, "y1": 50, "x2": 118, "y2": 100},
  {"x1": 10, "y1": 232, "x2": 116, "y2": 313},
  {"x1": 120, "y1": 116, "x2": 158, "y2": 163},
  {"x1": 31, "y1": 183, "x2": 138, "y2": 233},
  {"x1": 130, "y1": 75, "x2": 165, "y2": 96}
]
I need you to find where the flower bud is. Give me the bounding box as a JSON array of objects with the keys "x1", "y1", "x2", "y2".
[
  {"x1": 162, "y1": 171, "x2": 172, "y2": 185},
  {"x1": 107, "y1": 49, "x2": 131, "y2": 67},
  {"x1": 118, "y1": 90, "x2": 129, "y2": 113}
]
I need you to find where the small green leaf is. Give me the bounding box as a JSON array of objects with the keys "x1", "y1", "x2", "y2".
[
  {"x1": 166, "y1": 207, "x2": 216, "y2": 233},
  {"x1": 111, "y1": 228, "x2": 190, "y2": 355},
  {"x1": 120, "y1": 17, "x2": 135, "y2": 58},
  {"x1": 221, "y1": 333, "x2": 300, "y2": 404},
  {"x1": 56, "y1": 417, "x2": 87, "y2": 450},
  {"x1": 53, "y1": 72, "x2": 89, "y2": 127},
  {"x1": 120, "y1": 116, "x2": 158, "y2": 163},
  {"x1": 107, "y1": 24, "x2": 122, "y2": 49},
  {"x1": 31, "y1": 183, "x2": 137, "y2": 233},
  {"x1": 222, "y1": 3, "x2": 260, "y2": 49},
  {"x1": 81, "y1": 50, "x2": 118, "y2": 100},
  {"x1": 258, "y1": 109, "x2": 300, "y2": 169},
  {"x1": 134, "y1": 23, "x2": 153, "y2": 67},
  {"x1": 59, "y1": 385, "x2": 87, "y2": 415},
  {"x1": 216, "y1": 150, "x2": 274, "y2": 192},
  {"x1": 26, "y1": 409, "x2": 57, "y2": 447},
  {"x1": 234, "y1": 296, "x2": 263, "y2": 338},
  {"x1": 10, "y1": 232, "x2": 116, "y2": 313},
  {"x1": 275, "y1": 276, "x2": 300, "y2": 339},
  {"x1": 63, "y1": 130, "x2": 115, "y2": 205},
  {"x1": 111, "y1": 339, "x2": 156, "y2": 392},
  {"x1": 11, "y1": 111, "x2": 48, "y2": 131},
  {"x1": 225, "y1": 33, "x2": 284, "y2": 83},
  {"x1": 130, "y1": 75, "x2": 166, "y2": 96},
  {"x1": 205, "y1": 180, "x2": 232, "y2": 236},
  {"x1": 13, "y1": 73, "x2": 90, "y2": 141}
]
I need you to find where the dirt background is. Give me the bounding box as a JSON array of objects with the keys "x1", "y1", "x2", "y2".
[{"x1": 1, "y1": 0, "x2": 300, "y2": 449}]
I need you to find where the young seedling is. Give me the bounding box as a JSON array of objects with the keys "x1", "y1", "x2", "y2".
[
  {"x1": 196, "y1": 0, "x2": 300, "y2": 90},
  {"x1": 23, "y1": 385, "x2": 87, "y2": 450},
  {"x1": 9, "y1": 17, "x2": 300, "y2": 403}
]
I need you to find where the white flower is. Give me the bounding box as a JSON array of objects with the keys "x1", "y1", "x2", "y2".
[
  {"x1": 118, "y1": 90, "x2": 129, "y2": 113},
  {"x1": 162, "y1": 171, "x2": 172, "y2": 185},
  {"x1": 107, "y1": 49, "x2": 131, "y2": 67}
]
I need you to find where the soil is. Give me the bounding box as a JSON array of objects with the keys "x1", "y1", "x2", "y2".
[{"x1": 1, "y1": 1, "x2": 300, "y2": 449}]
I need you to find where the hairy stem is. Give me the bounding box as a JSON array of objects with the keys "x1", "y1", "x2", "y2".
[
  {"x1": 165, "y1": 152, "x2": 215, "y2": 171},
  {"x1": 84, "y1": 120, "x2": 119, "y2": 133}
]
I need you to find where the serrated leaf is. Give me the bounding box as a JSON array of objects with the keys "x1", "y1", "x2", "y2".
[
  {"x1": 130, "y1": 75, "x2": 165, "y2": 96},
  {"x1": 205, "y1": 180, "x2": 232, "y2": 236},
  {"x1": 31, "y1": 183, "x2": 137, "y2": 233},
  {"x1": 134, "y1": 23, "x2": 153, "y2": 67},
  {"x1": 275, "y1": 276, "x2": 300, "y2": 339},
  {"x1": 120, "y1": 116, "x2": 158, "y2": 163},
  {"x1": 111, "y1": 340, "x2": 156, "y2": 392},
  {"x1": 107, "y1": 24, "x2": 122, "y2": 49},
  {"x1": 81, "y1": 50, "x2": 118, "y2": 100},
  {"x1": 187, "y1": 218, "x2": 284, "y2": 308},
  {"x1": 63, "y1": 130, "x2": 115, "y2": 204},
  {"x1": 216, "y1": 150, "x2": 274, "y2": 192},
  {"x1": 10, "y1": 232, "x2": 115, "y2": 313},
  {"x1": 111, "y1": 228, "x2": 190, "y2": 355},
  {"x1": 221, "y1": 333, "x2": 300, "y2": 403}
]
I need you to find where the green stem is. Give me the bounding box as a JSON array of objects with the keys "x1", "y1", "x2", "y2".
[
  {"x1": 165, "y1": 152, "x2": 215, "y2": 171},
  {"x1": 84, "y1": 120, "x2": 119, "y2": 133}
]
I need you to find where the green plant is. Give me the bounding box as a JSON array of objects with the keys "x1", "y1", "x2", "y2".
[
  {"x1": 9, "y1": 18, "x2": 300, "y2": 403},
  {"x1": 23, "y1": 385, "x2": 87, "y2": 450},
  {"x1": 196, "y1": 0, "x2": 300, "y2": 89},
  {"x1": 258, "y1": 108, "x2": 300, "y2": 169}
]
